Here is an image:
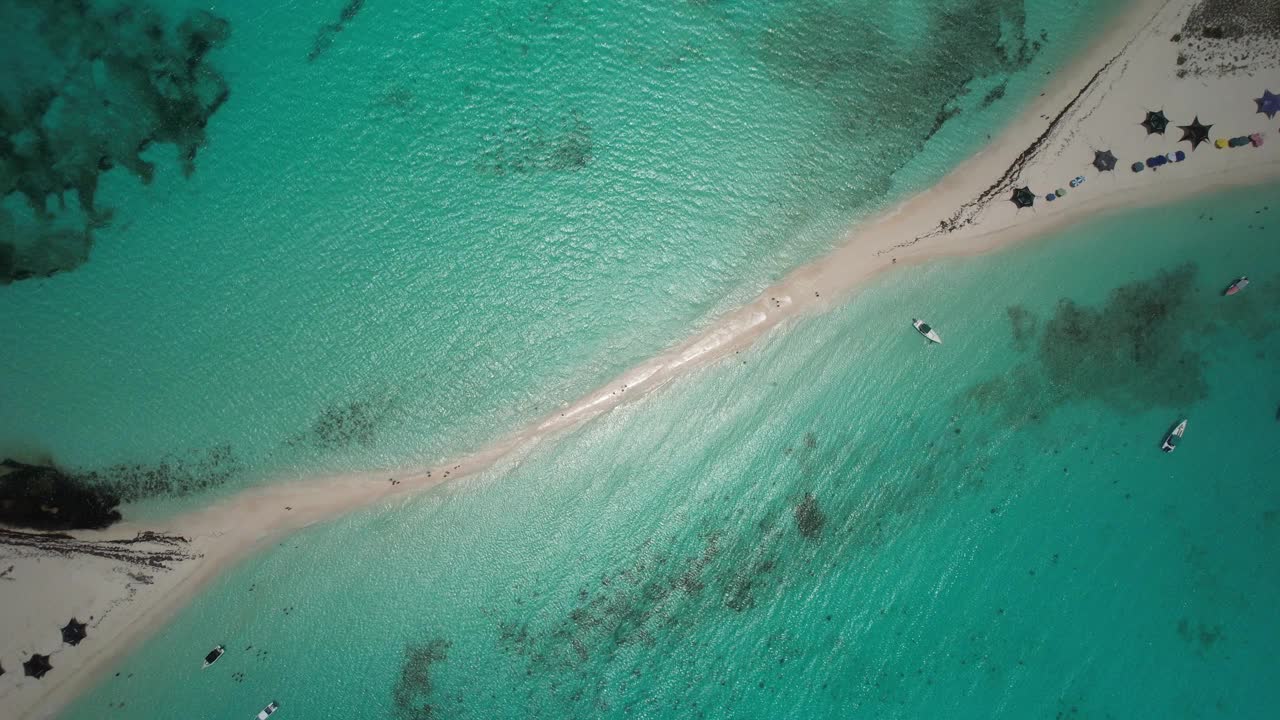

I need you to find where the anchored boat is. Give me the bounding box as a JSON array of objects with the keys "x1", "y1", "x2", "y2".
[
  {"x1": 1161, "y1": 419, "x2": 1187, "y2": 453},
  {"x1": 256, "y1": 701, "x2": 279, "y2": 719},
  {"x1": 1224, "y1": 276, "x2": 1249, "y2": 295},
  {"x1": 911, "y1": 319, "x2": 942, "y2": 344},
  {"x1": 202, "y1": 645, "x2": 224, "y2": 668}
]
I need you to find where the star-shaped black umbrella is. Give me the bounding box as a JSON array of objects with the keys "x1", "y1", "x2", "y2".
[
  {"x1": 1092, "y1": 149, "x2": 1118, "y2": 172},
  {"x1": 24, "y1": 653, "x2": 52, "y2": 679},
  {"x1": 1141, "y1": 110, "x2": 1169, "y2": 135},
  {"x1": 1255, "y1": 89, "x2": 1280, "y2": 119},
  {"x1": 62, "y1": 618, "x2": 88, "y2": 646},
  {"x1": 1010, "y1": 186, "x2": 1035, "y2": 209},
  {"x1": 1178, "y1": 116, "x2": 1212, "y2": 150}
]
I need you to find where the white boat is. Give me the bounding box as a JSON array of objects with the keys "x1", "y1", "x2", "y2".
[
  {"x1": 912, "y1": 319, "x2": 942, "y2": 344},
  {"x1": 1224, "y1": 276, "x2": 1249, "y2": 296},
  {"x1": 202, "y1": 645, "x2": 224, "y2": 668},
  {"x1": 1161, "y1": 419, "x2": 1187, "y2": 453},
  {"x1": 256, "y1": 701, "x2": 279, "y2": 719}
]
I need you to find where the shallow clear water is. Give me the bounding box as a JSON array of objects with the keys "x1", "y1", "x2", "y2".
[
  {"x1": 1, "y1": 0, "x2": 1115, "y2": 517},
  {"x1": 61, "y1": 185, "x2": 1280, "y2": 719}
]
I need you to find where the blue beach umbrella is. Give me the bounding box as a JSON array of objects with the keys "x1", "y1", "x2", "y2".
[
  {"x1": 1255, "y1": 89, "x2": 1280, "y2": 119},
  {"x1": 1131, "y1": 162, "x2": 1144, "y2": 172}
]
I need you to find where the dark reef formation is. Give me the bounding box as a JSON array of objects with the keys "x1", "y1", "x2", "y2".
[
  {"x1": 290, "y1": 394, "x2": 397, "y2": 451},
  {"x1": 0, "y1": 459, "x2": 122, "y2": 530},
  {"x1": 0, "y1": 446, "x2": 241, "y2": 531},
  {"x1": 966, "y1": 264, "x2": 1211, "y2": 422},
  {"x1": 0, "y1": 0, "x2": 231, "y2": 285},
  {"x1": 753, "y1": 0, "x2": 1044, "y2": 208},
  {"x1": 792, "y1": 492, "x2": 825, "y2": 539},
  {"x1": 309, "y1": 0, "x2": 366, "y2": 62},
  {"x1": 78, "y1": 443, "x2": 242, "y2": 503},
  {"x1": 1175, "y1": 0, "x2": 1280, "y2": 78},
  {"x1": 474, "y1": 113, "x2": 594, "y2": 176},
  {"x1": 392, "y1": 639, "x2": 452, "y2": 720}
]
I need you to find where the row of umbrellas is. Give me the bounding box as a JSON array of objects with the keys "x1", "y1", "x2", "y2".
[
  {"x1": 1009, "y1": 148, "x2": 1118, "y2": 208},
  {"x1": 1141, "y1": 111, "x2": 1214, "y2": 150},
  {"x1": 1011, "y1": 91, "x2": 1279, "y2": 210},
  {"x1": 3, "y1": 619, "x2": 87, "y2": 680}
]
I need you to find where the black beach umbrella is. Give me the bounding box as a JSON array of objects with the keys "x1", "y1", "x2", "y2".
[
  {"x1": 1141, "y1": 110, "x2": 1169, "y2": 135},
  {"x1": 1255, "y1": 89, "x2": 1280, "y2": 119},
  {"x1": 62, "y1": 618, "x2": 87, "y2": 646},
  {"x1": 1, "y1": 660, "x2": 5, "y2": 676},
  {"x1": 23, "y1": 653, "x2": 52, "y2": 679},
  {"x1": 1010, "y1": 186, "x2": 1035, "y2": 209},
  {"x1": 1178, "y1": 116, "x2": 1212, "y2": 150},
  {"x1": 1092, "y1": 149, "x2": 1118, "y2": 172}
]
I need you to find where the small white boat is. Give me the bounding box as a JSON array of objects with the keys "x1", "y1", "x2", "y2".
[
  {"x1": 1161, "y1": 419, "x2": 1187, "y2": 453},
  {"x1": 256, "y1": 701, "x2": 279, "y2": 719},
  {"x1": 202, "y1": 645, "x2": 224, "y2": 668},
  {"x1": 912, "y1": 319, "x2": 942, "y2": 344},
  {"x1": 1224, "y1": 276, "x2": 1249, "y2": 296}
]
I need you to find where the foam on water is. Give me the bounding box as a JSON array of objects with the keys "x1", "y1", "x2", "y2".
[{"x1": 61, "y1": 185, "x2": 1280, "y2": 719}]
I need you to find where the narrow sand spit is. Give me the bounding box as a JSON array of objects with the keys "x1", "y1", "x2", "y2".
[{"x1": 4, "y1": 0, "x2": 1279, "y2": 716}]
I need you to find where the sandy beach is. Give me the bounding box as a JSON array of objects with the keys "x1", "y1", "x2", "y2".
[{"x1": 4, "y1": 0, "x2": 1279, "y2": 716}]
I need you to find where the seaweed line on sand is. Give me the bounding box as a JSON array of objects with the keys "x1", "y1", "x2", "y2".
[
  {"x1": 873, "y1": 1, "x2": 1172, "y2": 256},
  {"x1": 0, "y1": 529, "x2": 198, "y2": 571}
]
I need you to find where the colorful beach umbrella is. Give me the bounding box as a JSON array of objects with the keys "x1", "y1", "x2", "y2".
[
  {"x1": 23, "y1": 654, "x2": 52, "y2": 679},
  {"x1": 1141, "y1": 110, "x2": 1169, "y2": 135},
  {"x1": 1255, "y1": 90, "x2": 1280, "y2": 119},
  {"x1": 1010, "y1": 186, "x2": 1035, "y2": 209},
  {"x1": 1179, "y1": 117, "x2": 1213, "y2": 150},
  {"x1": 61, "y1": 618, "x2": 87, "y2": 646},
  {"x1": 1092, "y1": 149, "x2": 1118, "y2": 172}
]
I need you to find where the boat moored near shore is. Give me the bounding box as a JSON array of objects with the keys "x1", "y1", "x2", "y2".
[
  {"x1": 202, "y1": 645, "x2": 224, "y2": 669},
  {"x1": 912, "y1": 319, "x2": 942, "y2": 344},
  {"x1": 1161, "y1": 419, "x2": 1187, "y2": 453}
]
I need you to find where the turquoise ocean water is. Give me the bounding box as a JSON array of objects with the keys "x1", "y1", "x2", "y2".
[
  {"x1": 6, "y1": 0, "x2": 1280, "y2": 718},
  {"x1": 62, "y1": 186, "x2": 1280, "y2": 719},
  {"x1": 2, "y1": 0, "x2": 1115, "y2": 516}
]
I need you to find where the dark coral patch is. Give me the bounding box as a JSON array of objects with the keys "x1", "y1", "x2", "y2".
[
  {"x1": 0, "y1": 0, "x2": 231, "y2": 285},
  {"x1": 308, "y1": 0, "x2": 366, "y2": 62},
  {"x1": 967, "y1": 264, "x2": 1210, "y2": 421},
  {"x1": 0, "y1": 445, "x2": 242, "y2": 530},
  {"x1": 793, "y1": 493, "x2": 826, "y2": 539},
  {"x1": 0, "y1": 459, "x2": 122, "y2": 531},
  {"x1": 294, "y1": 396, "x2": 393, "y2": 450},
  {"x1": 392, "y1": 639, "x2": 452, "y2": 720},
  {"x1": 475, "y1": 114, "x2": 593, "y2": 176},
  {"x1": 754, "y1": 0, "x2": 1041, "y2": 209}
]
